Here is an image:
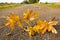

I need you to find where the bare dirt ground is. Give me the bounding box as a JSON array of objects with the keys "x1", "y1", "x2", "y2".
[{"x1": 0, "y1": 5, "x2": 60, "y2": 40}]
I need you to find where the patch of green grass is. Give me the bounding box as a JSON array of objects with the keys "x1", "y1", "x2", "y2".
[
  {"x1": 0, "y1": 3, "x2": 60, "y2": 9},
  {"x1": 46, "y1": 3, "x2": 60, "y2": 8},
  {"x1": 0, "y1": 3, "x2": 24, "y2": 9},
  {"x1": 34, "y1": 3, "x2": 60, "y2": 8}
]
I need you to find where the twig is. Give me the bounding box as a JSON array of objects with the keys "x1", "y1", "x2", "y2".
[{"x1": 51, "y1": 17, "x2": 56, "y2": 21}]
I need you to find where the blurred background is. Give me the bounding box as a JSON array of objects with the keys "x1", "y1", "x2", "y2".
[{"x1": 0, "y1": 0, "x2": 60, "y2": 9}]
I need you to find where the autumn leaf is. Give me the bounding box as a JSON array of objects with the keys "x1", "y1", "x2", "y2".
[
  {"x1": 4, "y1": 13, "x2": 23, "y2": 30},
  {"x1": 48, "y1": 21, "x2": 58, "y2": 25},
  {"x1": 41, "y1": 26, "x2": 47, "y2": 34},
  {"x1": 47, "y1": 25, "x2": 52, "y2": 32},
  {"x1": 23, "y1": 12, "x2": 28, "y2": 19},
  {"x1": 47, "y1": 21, "x2": 58, "y2": 34},
  {"x1": 24, "y1": 26, "x2": 34, "y2": 37},
  {"x1": 23, "y1": 10, "x2": 39, "y2": 24},
  {"x1": 40, "y1": 20, "x2": 58, "y2": 34},
  {"x1": 51, "y1": 26, "x2": 58, "y2": 34},
  {"x1": 23, "y1": 10, "x2": 59, "y2": 35},
  {"x1": 35, "y1": 19, "x2": 58, "y2": 34},
  {"x1": 29, "y1": 13, "x2": 39, "y2": 21},
  {"x1": 17, "y1": 21, "x2": 23, "y2": 28},
  {"x1": 33, "y1": 25, "x2": 42, "y2": 34},
  {"x1": 4, "y1": 17, "x2": 16, "y2": 30},
  {"x1": 3, "y1": 10, "x2": 59, "y2": 36},
  {"x1": 34, "y1": 20, "x2": 47, "y2": 34},
  {"x1": 23, "y1": 10, "x2": 33, "y2": 19}
]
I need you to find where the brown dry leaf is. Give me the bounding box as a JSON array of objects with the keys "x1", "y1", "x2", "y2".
[{"x1": 6, "y1": 32, "x2": 12, "y2": 36}]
